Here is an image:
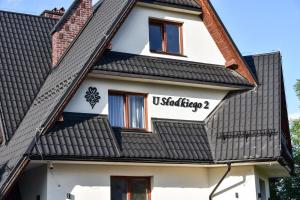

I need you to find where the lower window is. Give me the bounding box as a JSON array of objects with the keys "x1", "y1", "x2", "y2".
[{"x1": 111, "y1": 177, "x2": 151, "y2": 200}]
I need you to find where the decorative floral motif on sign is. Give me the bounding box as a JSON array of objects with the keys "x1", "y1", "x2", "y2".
[{"x1": 85, "y1": 87, "x2": 100, "y2": 109}]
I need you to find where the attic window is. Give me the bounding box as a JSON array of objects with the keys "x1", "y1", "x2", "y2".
[{"x1": 149, "y1": 18, "x2": 183, "y2": 55}]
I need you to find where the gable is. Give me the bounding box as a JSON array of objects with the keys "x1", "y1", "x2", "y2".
[{"x1": 111, "y1": 4, "x2": 226, "y2": 65}]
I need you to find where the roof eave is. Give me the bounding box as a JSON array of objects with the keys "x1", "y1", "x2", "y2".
[
  {"x1": 138, "y1": 0, "x2": 201, "y2": 13},
  {"x1": 90, "y1": 70, "x2": 254, "y2": 90}
]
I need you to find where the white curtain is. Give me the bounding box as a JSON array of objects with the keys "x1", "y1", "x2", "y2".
[
  {"x1": 109, "y1": 95, "x2": 124, "y2": 127},
  {"x1": 129, "y1": 96, "x2": 145, "y2": 129}
]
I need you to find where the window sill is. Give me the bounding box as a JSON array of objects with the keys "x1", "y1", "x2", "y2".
[{"x1": 150, "y1": 50, "x2": 187, "y2": 57}]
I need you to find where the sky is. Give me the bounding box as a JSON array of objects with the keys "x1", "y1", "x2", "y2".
[{"x1": 0, "y1": 0, "x2": 299, "y2": 119}]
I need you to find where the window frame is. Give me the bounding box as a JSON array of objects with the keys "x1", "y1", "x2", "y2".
[
  {"x1": 108, "y1": 90, "x2": 148, "y2": 131},
  {"x1": 149, "y1": 18, "x2": 184, "y2": 56},
  {"x1": 0, "y1": 112, "x2": 6, "y2": 145},
  {"x1": 111, "y1": 176, "x2": 152, "y2": 200}
]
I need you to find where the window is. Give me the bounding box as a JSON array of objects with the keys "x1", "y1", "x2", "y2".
[
  {"x1": 149, "y1": 19, "x2": 183, "y2": 55},
  {"x1": 258, "y1": 178, "x2": 266, "y2": 200},
  {"x1": 108, "y1": 91, "x2": 147, "y2": 129},
  {"x1": 111, "y1": 177, "x2": 151, "y2": 200}
]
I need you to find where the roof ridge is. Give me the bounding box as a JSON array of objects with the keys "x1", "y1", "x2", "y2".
[
  {"x1": 152, "y1": 118, "x2": 206, "y2": 124},
  {"x1": 138, "y1": 0, "x2": 201, "y2": 10},
  {"x1": 243, "y1": 51, "x2": 281, "y2": 58},
  {"x1": 0, "y1": 9, "x2": 58, "y2": 21}
]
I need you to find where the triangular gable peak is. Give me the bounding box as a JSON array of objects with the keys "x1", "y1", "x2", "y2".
[
  {"x1": 109, "y1": 0, "x2": 257, "y2": 84},
  {"x1": 111, "y1": 1, "x2": 226, "y2": 65}
]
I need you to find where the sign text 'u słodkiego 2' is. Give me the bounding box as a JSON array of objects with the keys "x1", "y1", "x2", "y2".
[{"x1": 152, "y1": 96, "x2": 210, "y2": 112}]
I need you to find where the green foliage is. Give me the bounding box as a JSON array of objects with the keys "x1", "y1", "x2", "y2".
[
  {"x1": 270, "y1": 80, "x2": 300, "y2": 200},
  {"x1": 291, "y1": 119, "x2": 300, "y2": 151},
  {"x1": 270, "y1": 119, "x2": 300, "y2": 200}
]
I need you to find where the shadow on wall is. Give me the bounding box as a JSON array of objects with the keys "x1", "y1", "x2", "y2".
[
  {"x1": 212, "y1": 175, "x2": 246, "y2": 198},
  {"x1": 111, "y1": 7, "x2": 149, "y2": 56}
]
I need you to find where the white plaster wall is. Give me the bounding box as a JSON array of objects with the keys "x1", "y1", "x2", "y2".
[
  {"x1": 64, "y1": 78, "x2": 228, "y2": 128},
  {"x1": 46, "y1": 164, "x2": 209, "y2": 200},
  {"x1": 111, "y1": 5, "x2": 225, "y2": 65},
  {"x1": 208, "y1": 166, "x2": 258, "y2": 200},
  {"x1": 46, "y1": 164, "x2": 260, "y2": 200},
  {"x1": 19, "y1": 166, "x2": 47, "y2": 200}
]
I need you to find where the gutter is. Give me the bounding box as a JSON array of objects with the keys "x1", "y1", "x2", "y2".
[{"x1": 209, "y1": 163, "x2": 231, "y2": 200}]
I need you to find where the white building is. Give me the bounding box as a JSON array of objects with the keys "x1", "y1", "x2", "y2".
[{"x1": 0, "y1": 0, "x2": 293, "y2": 200}]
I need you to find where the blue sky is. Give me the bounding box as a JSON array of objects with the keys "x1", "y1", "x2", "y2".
[{"x1": 0, "y1": 0, "x2": 299, "y2": 119}]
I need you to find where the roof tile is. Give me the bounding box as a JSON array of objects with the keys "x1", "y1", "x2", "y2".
[
  {"x1": 93, "y1": 51, "x2": 253, "y2": 88},
  {"x1": 0, "y1": 11, "x2": 57, "y2": 140}
]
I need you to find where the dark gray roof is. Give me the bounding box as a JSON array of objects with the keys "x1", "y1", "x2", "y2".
[
  {"x1": 153, "y1": 119, "x2": 213, "y2": 161},
  {"x1": 31, "y1": 113, "x2": 168, "y2": 160},
  {"x1": 92, "y1": 51, "x2": 253, "y2": 88},
  {"x1": 31, "y1": 113, "x2": 120, "y2": 158},
  {"x1": 31, "y1": 113, "x2": 213, "y2": 162},
  {"x1": 0, "y1": 11, "x2": 57, "y2": 140},
  {"x1": 30, "y1": 53, "x2": 293, "y2": 172},
  {"x1": 0, "y1": 0, "x2": 293, "y2": 197},
  {"x1": 206, "y1": 52, "x2": 293, "y2": 167},
  {"x1": 0, "y1": 0, "x2": 137, "y2": 197},
  {"x1": 139, "y1": 0, "x2": 201, "y2": 10},
  {"x1": 113, "y1": 128, "x2": 168, "y2": 159}
]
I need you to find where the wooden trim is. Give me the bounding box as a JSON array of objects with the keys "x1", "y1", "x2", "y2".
[
  {"x1": 149, "y1": 50, "x2": 187, "y2": 57},
  {"x1": 150, "y1": 17, "x2": 183, "y2": 25},
  {"x1": 108, "y1": 90, "x2": 148, "y2": 130},
  {"x1": 149, "y1": 18, "x2": 183, "y2": 55},
  {"x1": 144, "y1": 94, "x2": 149, "y2": 130},
  {"x1": 109, "y1": 90, "x2": 147, "y2": 96},
  {"x1": 111, "y1": 176, "x2": 152, "y2": 200},
  {"x1": 179, "y1": 23, "x2": 184, "y2": 55},
  {"x1": 125, "y1": 94, "x2": 129, "y2": 128}
]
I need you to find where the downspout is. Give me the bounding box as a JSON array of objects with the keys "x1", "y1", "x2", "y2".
[{"x1": 209, "y1": 163, "x2": 231, "y2": 200}]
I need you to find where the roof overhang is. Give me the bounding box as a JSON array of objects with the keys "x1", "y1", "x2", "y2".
[
  {"x1": 88, "y1": 71, "x2": 253, "y2": 91},
  {"x1": 137, "y1": 1, "x2": 202, "y2": 15},
  {"x1": 29, "y1": 159, "x2": 290, "y2": 177}
]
